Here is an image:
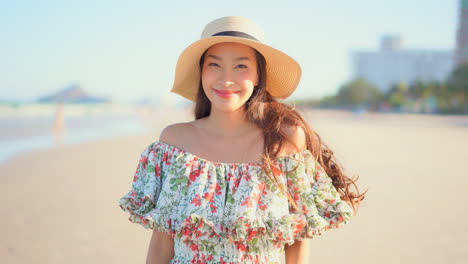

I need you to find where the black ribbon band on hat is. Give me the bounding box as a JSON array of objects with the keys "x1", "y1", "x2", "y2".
[{"x1": 212, "y1": 31, "x2": 258, "y2": 41}]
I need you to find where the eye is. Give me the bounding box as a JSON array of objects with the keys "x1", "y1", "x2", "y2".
[
  {"x1": 236, "y1": 64, "x2": 248, "y2": 69},
  {"x1": 207, "y1": 62, "x2": 219, "y2": 67}
]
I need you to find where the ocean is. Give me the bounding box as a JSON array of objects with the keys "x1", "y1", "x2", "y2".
[{"x1": 0, "y1": 104, "x2": 159, "y2": 164}]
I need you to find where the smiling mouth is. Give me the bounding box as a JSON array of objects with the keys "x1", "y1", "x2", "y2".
[{"x1": 213, "y1": 89, "x2": 239, "y2": 98}]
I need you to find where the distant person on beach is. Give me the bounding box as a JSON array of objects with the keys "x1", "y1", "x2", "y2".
[
  {"x1": 119, "y1": 16, "x2": 366, "y2": 264},
  {"x1": 52, "y1": 101, "x2": 66, "y2": 145}
]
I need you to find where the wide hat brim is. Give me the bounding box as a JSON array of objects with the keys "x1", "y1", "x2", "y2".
[{"x1": 171, "y1": 35, "x2": 302, "y2": 102}]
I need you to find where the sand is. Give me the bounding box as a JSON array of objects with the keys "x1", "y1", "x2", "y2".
[{"x1": 1, "y1": 109, "x2": 467, "y2": 264}]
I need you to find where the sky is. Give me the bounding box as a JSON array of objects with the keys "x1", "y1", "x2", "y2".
[{"x1": 0, "y1": 0, "x2": 459, "y2": 104}]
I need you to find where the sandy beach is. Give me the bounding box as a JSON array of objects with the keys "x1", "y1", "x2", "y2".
[{"x1": 1, "y1": 108, "x2": 467, "y2": 264}]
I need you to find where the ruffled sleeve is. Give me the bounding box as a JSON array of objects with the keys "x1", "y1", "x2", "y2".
[
  {"x1": 118, "y1": 142, "x2": 174, "y2": 233},
  {"x1": 283, "y1": 150, "x2": 355, "y2": 240}
]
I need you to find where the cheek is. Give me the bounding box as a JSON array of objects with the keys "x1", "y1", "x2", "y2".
[
  {"x1": 201, "y1": 69, "x2": 216, "y2": 88},
  {"x1": 237, "y1": 71, "x2": 257, "y2": 85}
]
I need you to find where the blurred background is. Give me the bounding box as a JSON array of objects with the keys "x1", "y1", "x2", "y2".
[{"x1": 1, "y1": 0, "x2": 467, "y2": 263}]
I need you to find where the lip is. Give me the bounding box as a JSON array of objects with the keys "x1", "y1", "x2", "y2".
[{"x1": 213, "y1": 89, "x2": 239, "y2": 98}]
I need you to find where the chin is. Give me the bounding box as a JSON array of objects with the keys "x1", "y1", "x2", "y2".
[
  {"x1": 212, "y1": 104, "x2": 245, "y2": 113},
  {"x1": 209, "y1": 99, "x2": 247, "y2": 113}
]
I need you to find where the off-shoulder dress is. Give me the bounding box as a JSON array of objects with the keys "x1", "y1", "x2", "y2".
[{"x1": 119, "y1": 141, "x2": 354, "y2": 264}]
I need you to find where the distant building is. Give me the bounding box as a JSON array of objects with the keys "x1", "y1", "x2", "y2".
[
  {"x1": 456, "y1": 0, "x2": 468, "y2": 66},
  {"x1": 351, "y1": 35, "x2": 454, "y2": 93}
]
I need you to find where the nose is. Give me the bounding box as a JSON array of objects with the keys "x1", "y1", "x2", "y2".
[{"x1": 219, "y1": 69, "x2": 235, "y2": 88}]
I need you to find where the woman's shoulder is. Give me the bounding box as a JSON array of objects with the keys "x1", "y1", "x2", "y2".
[
  {"x1": 159, "y1": 120, "x2": 201, "y2": 149},
  {"x1": 159, "y1": 122, "x2": 193, "y2": 147},
  {"x1": 278, "y1": 124, "x2": 307, "y2": 156}
]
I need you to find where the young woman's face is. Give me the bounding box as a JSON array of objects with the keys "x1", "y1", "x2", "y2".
[{"x1": 201, "y1": 42, "x2": 259, "y2": 113}]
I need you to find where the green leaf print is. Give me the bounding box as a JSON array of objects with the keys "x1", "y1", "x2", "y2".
[
  {"x1": 169, "y1": 167, "x2": 176, "y2": 175},
  {"x1": 181, "y1": 185, "x2": 188, "y2": 195},
  {"x1": 317, "y1": 192, "x2": 326, "y2": 200},
  {"x1": 180, "y1": 177, "x2": 188, "y2": 184},
  {"x1": 178, "y1": 168, "x2": 186, "y2": 175},
  {"x1": 205, "y1": 244, "x2": 216, "y2": 255},
  {"x1": 252, "y1": 237, "x2": 258, "y2": 245}
]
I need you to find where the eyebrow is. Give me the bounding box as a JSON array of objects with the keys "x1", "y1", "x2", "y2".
[{"x1": 206, "y1": 54, "x2": 251, "y2": 61}]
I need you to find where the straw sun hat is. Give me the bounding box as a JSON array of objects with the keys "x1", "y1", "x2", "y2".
[{"x1": 170, "y1": 16, "x2": 302, "y2": 102}]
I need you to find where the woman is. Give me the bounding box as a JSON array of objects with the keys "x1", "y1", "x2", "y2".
[{"x1": 119, "y1": 16, "x2": 366, "y2": 264}]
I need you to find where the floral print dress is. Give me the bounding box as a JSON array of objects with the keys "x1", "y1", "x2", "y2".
[{"x1": 119, "y1": 141, "x2": 354, "y2": 264}]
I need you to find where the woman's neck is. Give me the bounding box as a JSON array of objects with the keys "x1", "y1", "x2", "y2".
[{"x1": 203, "y1": 107, "x2": 254, "y2": 138}]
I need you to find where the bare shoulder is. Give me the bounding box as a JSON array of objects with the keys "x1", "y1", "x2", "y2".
[
  {"x1": 280, "y1": 124, "x2": 306, "y2": 155},
  {"x1": 159, "y1": 121, "x2": 197, "y2": 147}
]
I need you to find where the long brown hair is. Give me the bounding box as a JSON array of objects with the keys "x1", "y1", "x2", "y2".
[{"x1": 195, "y1": 47, "x2": 366, "y2": 214}]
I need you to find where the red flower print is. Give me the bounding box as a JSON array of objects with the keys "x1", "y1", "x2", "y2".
[
  {"x1": 241, "y1": 197, "x2": 252, "y2": 207},
  {"x1": 271, "y1": 165, "x2": 282, "y2": 177},
  {"x1": 191, "y1": 194, "x2": 202, "y2": 207},
  {"x1": 183, "y1": 227, "x2": 191, "y2": 236},
  {"x1": 204, "y1": 192, "x2": 215, "y2": 202},
  {"x1": 190, "y1": 243, "x2": 199, "y2": 251},
  {"x1": 236, "y1": 242, "x2": 247, "y2": 251},
  {"x1": 234, "y1": 177, "x2": 241, "y2": 189},
  {"x1": 294, "y1": 192, "x2": 300, "y2": 201},
  {"x1": 215, "y1": 183, "x2": 222, "y2": 195},
  {"x1": 252, "y1": 192, "x2": 261, "y2": 204},
  {"x1": 139, "y1": 156, "x2": 148, "y2": 168},
  {"x1": 247, "y1": 230, "x2": 258, "y2": 240},
  {"x1": 336, "y1": 215, "x2": 344, "y2": 223},
  {"x1": 185, "y1": 159, "x2": 193, "y2": 168},
  {"x1": 183, "y1": 237, "x2": 191, "y2": 245},
  {"x1": 294, "y1": 221, "x2": 306, "y2": 233},
  {"x1": 190, "y1": 169, "x2": 201, "y2": 181},
  {"x1": 259, "y1": 182, "x2": 268, "y2": 195},
  {"x1": 242, "y1": 171, "x2": 252, "y2": 181},
  {"x1": 210, "y1": 203, "x2": 218, "y2": 213},
  {"x1": 163, "y1": 152, "x2": 171, "y2": 165},
  {"x1": 155, "y1": 164, "x2": 161, "y2": 177},
  {"x1": 133, "y1": 175, "x2": 139, "y2": 183},
  {"x1": 241, "y1": 193, "x2": 260, "y2": 208},
  {"x1": 197, "y1": 220, "x2": 205, "y2": 229}
]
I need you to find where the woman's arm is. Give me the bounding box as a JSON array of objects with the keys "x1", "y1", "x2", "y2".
[
  {"x1": 283, "y1": 124, "x2": 310, "y2": 263},
  {"x1": 146, "y1": 230, "x2": 175, "y2": 264},
  {"x1": 285, "y1": 239, "x2": 310, "y2": 264}
]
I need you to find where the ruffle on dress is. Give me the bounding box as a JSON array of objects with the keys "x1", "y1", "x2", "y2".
[{"x1": 118, "y1": 141, "x2": 354, "y2": 246}]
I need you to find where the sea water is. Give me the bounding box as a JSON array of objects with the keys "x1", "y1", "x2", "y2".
[{"x1": 0, "y1": 116, "x2": 148, "y2": 164}]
